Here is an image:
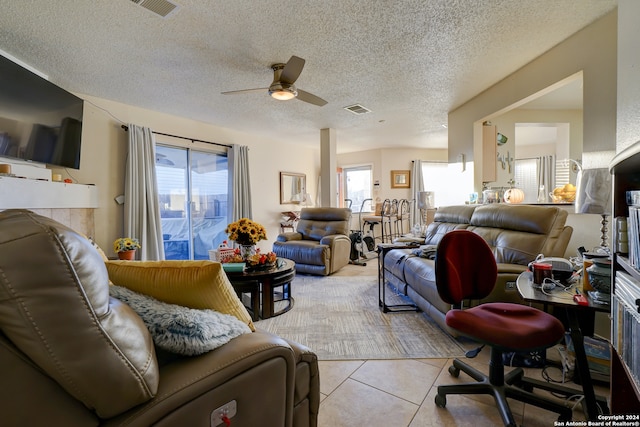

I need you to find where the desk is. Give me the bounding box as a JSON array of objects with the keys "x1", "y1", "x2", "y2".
[
  {"x1": 516, "y1": 272, "x2": 609, "y2": 419},
  {"x1": 225, "y1": 258, "x2": 295, "y2": 320}
]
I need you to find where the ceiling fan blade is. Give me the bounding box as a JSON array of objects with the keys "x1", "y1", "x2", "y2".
[
  {"x1": 296, "y1": 89, "x2": 328, "y2": 106},
  {"x1": 221, "y1": 87, "x2": 268, "y2": 95},
  {"x1": 280, "y1": 56, "x2": 305, "y2": 84}
]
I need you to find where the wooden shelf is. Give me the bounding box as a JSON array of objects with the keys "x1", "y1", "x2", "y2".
[
  {"x1": 610, "y1": 140, "x2": 640, "y2": 413},
  {"x1": 611, "y1": 348, "x2": 640, "y2": 413}
]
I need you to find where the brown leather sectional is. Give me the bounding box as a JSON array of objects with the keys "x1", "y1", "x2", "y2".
[{"x1": 383, "y1": 204, "x2": 573, "y2": 335}]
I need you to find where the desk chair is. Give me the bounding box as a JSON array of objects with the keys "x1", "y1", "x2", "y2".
[{"x1": 434, "y1": 230, "x2": 572, "y2": 426}]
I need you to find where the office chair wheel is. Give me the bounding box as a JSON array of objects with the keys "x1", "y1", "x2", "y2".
[
  {"x1": 435, "y1": 393, "x2": 447, "y2": 408},
  {"x1": 448, "y1": 365, "x2": 460, "y2": 377}
]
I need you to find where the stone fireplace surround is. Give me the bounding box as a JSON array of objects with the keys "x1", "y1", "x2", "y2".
[{"x1": 0, "y1": 175, "x2": 98, "y2": 238}]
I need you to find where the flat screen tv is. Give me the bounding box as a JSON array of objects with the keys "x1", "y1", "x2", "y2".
[{"x1": 0, "y1": 54, "x2": 83, "y2": 169}]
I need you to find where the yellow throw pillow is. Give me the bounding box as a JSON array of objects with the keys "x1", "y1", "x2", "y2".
[
  {"x1": 79, "y1": 233, "x2": 109, "y2": 262},
  {"x1": 105, "y1": 260, "x2": 255, "y2": 332}
]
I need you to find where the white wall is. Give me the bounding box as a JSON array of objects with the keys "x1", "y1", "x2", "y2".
[
  {"x1": 338, "y1": 147, "x2": 448, "y2": 202},
  {"x1": 449, "y1": 10, "x2": 617, "y2": 192},
  {"x1": 492, "y1": 109, "x2": 583, "y2": 184},
  {"x1": 70, "y1": 95, "x2": 319, "y2": 255},
  {"x1": 617, "y1": 0, "x2": 640, "y2": 152}
]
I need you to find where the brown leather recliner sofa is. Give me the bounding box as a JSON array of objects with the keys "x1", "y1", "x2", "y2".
[
  {"x1": 273, "y1": 207, "x2": 352, "y2": 276},
  {"x1": 383, "y1": 204, "x2": 573, "y2": 335},
  {"x1": 0, "y1": 209, "x2": 319, "y2": 427}
]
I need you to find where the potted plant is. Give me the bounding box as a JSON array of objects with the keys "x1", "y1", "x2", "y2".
[{"x1": 113, "y1": 237, "x2": 141, "y2": 260}]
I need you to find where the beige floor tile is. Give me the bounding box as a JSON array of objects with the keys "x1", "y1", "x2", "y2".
[
  {"x1": 319, "y1": 378, "x2": 418, "y2": 427},
  {"x1": 415, "y1": 358, "x2": 449, "y2": 369},
  {"x1": 318, "y1": 360, "x2": 365, "y2": 395},
  {"x1": 434, "y1": 357, "x2": 526, "y2": 415},
  {"x1": 316, "y1": 249, "x2": 610, "y2": 426},
  {"x1": 350, "y1": 359, "x2": 441, "y2": 405},
  {"x1": 411, "y1": 388, "x2": 517, "y2": 427}
]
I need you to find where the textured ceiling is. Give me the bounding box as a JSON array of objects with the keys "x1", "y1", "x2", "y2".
[{"x1": 0, "y1": 0, "x2": 616, "y2": 153}]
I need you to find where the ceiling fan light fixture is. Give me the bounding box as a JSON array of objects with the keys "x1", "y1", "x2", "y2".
[{"x1": 269, "y1": 83, "x2": 297, "y2": 101}]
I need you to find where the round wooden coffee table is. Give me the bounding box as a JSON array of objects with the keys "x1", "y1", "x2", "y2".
[{"x1": 225, "y1": 258, "x2": 295, "y2": 320}]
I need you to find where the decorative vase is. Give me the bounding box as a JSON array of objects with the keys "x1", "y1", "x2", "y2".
[
  {"x1": 239, "y1": 245, "x2": 256, "y2": 261},
  {"x1": 586, "y1": 258, "x2": 611, "y2": 294},
  {"x1": 118, "y1": 250, "x2": 136, "y2": 260}
]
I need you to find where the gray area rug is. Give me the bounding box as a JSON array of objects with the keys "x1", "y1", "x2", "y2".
[{"x1": 256, "y1": 275, "x2": 465, "y2": 360}]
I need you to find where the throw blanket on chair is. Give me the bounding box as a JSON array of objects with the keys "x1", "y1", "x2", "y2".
[{"x1": 110, "y1": 285, "x2": 251, "y2": 356}]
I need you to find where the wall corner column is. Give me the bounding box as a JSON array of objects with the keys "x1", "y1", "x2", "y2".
[{"x1": 320, "y1": 128, "x2": 337, "y2": 207}]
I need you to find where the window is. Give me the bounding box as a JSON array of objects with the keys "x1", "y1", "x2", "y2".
[
  {"x1": 343, "y1": 165, "x2": 373, "y2": 212},
  {"x1": 156, "y1": 143, "x2": 229, "y2": 260},
  {"x1": 514, "y1": 157, "x2": 570, "y2": 203},
  {"x1": 421, "y1": 161, "x2": 474, "y2": 207},
  {"x1": 514, "y1": 159, "x2": 538, "y2": 203}
]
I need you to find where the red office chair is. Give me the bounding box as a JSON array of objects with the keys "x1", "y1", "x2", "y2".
[{"x1": 434, "y1": 230, "x2": 572, "y2": 426}]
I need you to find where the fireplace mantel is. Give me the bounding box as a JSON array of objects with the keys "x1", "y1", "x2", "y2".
[{"x1": 0, "y1": 176, "x2": 98, "y2": 209}]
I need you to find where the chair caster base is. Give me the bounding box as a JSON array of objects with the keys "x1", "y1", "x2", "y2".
[
  {"x1": 448, "y1": 365, "x2": 460, "y2": 377},
  {"x1": 435, "y1": 393, "x2": 446, "y2": 408}
]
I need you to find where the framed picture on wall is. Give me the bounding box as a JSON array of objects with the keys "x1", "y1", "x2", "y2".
[{"x1": 391, "y1": 170, "x2": 411, "y2": 188}]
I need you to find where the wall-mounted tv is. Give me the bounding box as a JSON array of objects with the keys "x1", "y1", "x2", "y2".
[{"x1": 0, "y1": 54, "x2": 84, "y2": 169}]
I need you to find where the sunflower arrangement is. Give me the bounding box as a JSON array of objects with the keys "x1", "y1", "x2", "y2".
[
  {"x1": 113, "y1": 237, "x2": 141, "y2": 253},
  {"x1": 224, "y1": 218, "x2": 267, "y2": 246}
]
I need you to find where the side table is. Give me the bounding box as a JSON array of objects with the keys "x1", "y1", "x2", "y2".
[
  {"x1": 225, "y1": 258, "x2": 296, "y2": 320},
  {"x1": 377, "y1": 242, "x2": 421, "y2": 312},
  {"x1": 515, "y1": 271, "x2": 610, "y2": 419}
]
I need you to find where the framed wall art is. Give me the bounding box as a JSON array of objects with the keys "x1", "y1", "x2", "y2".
[{"x1": 390, "y1": 170, "x2": 411, "y2": 189}]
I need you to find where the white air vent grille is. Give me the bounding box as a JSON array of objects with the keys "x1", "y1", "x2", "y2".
[
  {"x1": 130, "y1": 0, "x2": 180, "y2": 18},
  {"x1": 344, "y1": 104, "x2": 371, "y2": 115}
]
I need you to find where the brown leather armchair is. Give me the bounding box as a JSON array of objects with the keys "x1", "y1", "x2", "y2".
[
  {"x1": 273, "y1": 207, "x2": 352, "y2": 275},
  {"x1": 0, "y1": 209, "x2": 319, "y2": 427}
]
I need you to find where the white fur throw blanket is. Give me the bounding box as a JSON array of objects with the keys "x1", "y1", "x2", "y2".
[{"x1": 109, "y1": 285, "x2": 251, "y2": 356}]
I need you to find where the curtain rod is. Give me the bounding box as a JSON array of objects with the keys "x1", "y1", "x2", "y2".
[{"x1": 121, "y1": 125, "x2": 232, "y2": 149}]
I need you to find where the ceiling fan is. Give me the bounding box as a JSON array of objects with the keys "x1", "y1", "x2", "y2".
[{"x1": 221, "y1": 56, "x2": 327, "y2": 106}]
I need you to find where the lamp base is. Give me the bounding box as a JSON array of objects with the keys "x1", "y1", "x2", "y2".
[{"x1": 600, "y1": 214, "x2": 609, "y2": 248}]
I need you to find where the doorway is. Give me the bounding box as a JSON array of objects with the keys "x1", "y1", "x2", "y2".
[{"x1": 156, "y1": 144, "x2": 229, "y2": 260}]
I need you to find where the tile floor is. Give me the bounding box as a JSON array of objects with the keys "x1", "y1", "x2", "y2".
[{"x1": 314, "y1": 260, "x2": 610, "y2": 426}]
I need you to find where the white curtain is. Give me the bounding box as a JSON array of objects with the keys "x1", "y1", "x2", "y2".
[
  {"x1": 537, "y1": 155, "x2": 555, "y2": 202},
  {"x1": 124, "y1": 124, "x2": 164, "y2": 260},
  {"x1": 228, "y1": 144, "x2": 252, "y2": 221},
  {"x1": 411, "y1": 160, "x2": 425, "y2": 225}
]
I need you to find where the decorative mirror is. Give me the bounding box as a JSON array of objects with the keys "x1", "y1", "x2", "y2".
[{"x1": 280, "y1": 172, "x2": 306, "y2": 204}]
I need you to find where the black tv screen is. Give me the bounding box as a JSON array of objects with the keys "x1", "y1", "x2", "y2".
[{"x1": 0, "y1": 54, "x2": 83, "y2": 169}]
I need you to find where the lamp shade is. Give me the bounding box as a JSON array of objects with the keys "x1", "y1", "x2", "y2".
[
  {"x1": 574, "y1": 168, "x2": 612, "y2": 214},
  {"x1": 417, "y1": 191, "x2": 435, "y2": 210}
]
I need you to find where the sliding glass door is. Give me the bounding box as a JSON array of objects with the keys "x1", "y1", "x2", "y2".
[{"x1": 156, "y1": 144, "x2": 228, "y2": 260}]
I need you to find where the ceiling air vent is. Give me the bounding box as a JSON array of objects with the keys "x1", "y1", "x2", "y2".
[
  {"x1": 344, "y1": 104, "x2": 372, "y2": 115},
  {"x1": 129, "y1": 0, "x2": 180, "y2": 18}
]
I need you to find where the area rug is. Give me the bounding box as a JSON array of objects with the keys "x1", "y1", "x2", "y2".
[{"x1": 256, "y1": 275, "x2": 465, "y2": 360}]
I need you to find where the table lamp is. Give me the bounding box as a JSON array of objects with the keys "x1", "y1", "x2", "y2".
[
  {"x1": 417, "y1": 191, "x2": 435, "y2": 225},
  {"x1": 574, "y1": 168, "x2": 612, "y2": 247}
]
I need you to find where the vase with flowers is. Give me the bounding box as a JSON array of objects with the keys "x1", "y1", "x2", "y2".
[
  {"x1": 224, "y1": 218, "x2": 267, "y2": 261},
  {"x1": 113, "y1": 237, "x2": 141, "y2": 260}
]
